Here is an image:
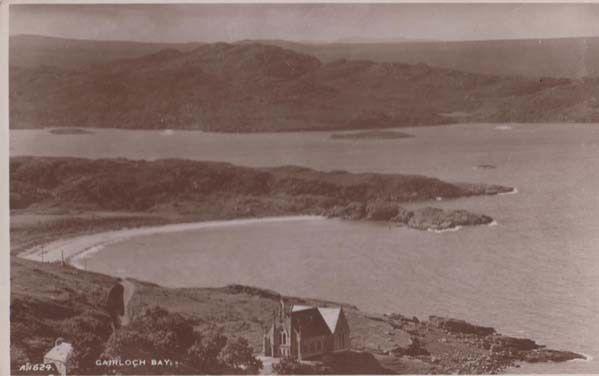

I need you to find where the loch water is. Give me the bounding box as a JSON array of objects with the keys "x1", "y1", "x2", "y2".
[{"x1": 11, "y1": 123, "x2": 599, "y2": 373}]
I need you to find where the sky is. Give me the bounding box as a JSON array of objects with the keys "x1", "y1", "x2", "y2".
[{"x1": 9, "y1": 3, "x2": 599, "y2": 43}]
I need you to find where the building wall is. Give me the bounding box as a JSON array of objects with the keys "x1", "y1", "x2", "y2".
[
  {"x1": 333, "y1": 328, "x2": 350, "y2": 351},
  {"x1": 265, "y1": 319, "x2": 295, "y2": 358},
  {"x1": 332, "y1": 310, "x2": 351, "y2": 352},
  {"x1": 299, "y1": 335, "x2": 329, "y2": 359}
]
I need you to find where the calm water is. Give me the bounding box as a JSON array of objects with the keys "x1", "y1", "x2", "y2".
[{"x1": 11, "y1": 123, "x2": 599, "y2": 373}]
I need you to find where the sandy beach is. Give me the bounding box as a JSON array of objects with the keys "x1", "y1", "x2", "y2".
[{"x1": 18, "y1": 215, "x2": 327, "y2": 269}]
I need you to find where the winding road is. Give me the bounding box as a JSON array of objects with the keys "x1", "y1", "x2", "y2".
[{"x1": 120, "y1": 279, "x2": 136, "y2": 327}]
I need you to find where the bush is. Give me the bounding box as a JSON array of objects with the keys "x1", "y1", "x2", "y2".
[
  {"x1": 101, "y1": 306, "x2": 261, "y2": 374},
  {"x1": 220, "y1": 337, "x2": 263, "y2": 374},
  {"x1": 273, "y1": 357, "x2": 330, "y2": 375},
  {"x1": 60, "y1": 311, "x2": 113, "y2": 373},
  {"x1": 185, "y1": 330, "x2": 227, "y2": 373}
]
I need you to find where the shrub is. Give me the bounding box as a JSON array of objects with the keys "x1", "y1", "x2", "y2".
[
  {"x1": 60, "y1": 311, "x2": 113, "y2": 373},
  {"x1": 273, "y1": 357, "x2": 330, "y2": 374},
  {"x1": 220, "y1": 337, "x2": 263, "y2": 374},
  {"x1": 101, "y1": 306, "x2": 261, "y2": 374}
]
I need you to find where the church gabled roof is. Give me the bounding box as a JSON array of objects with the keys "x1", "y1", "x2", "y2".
[
  {"x1": 317, "y1": 307, "x2": 342, "y2": 334},
  {"x1": 291, "y1": 305, "x2": 313, "y2": 313},
  {"x1": 290, "y1": 304, "x2": 344, "y2": 336}
]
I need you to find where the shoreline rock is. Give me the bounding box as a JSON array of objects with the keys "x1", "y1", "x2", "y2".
[{"x1": 377, "y1": 313, "x2": 585, "y2": 374}]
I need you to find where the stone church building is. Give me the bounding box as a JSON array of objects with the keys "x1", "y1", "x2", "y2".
[{"x1": 263, "y1": 302, "x2": 350, "y2": 360}]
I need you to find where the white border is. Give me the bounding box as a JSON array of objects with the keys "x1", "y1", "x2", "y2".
[
  {"x1": 2, "y1": 1, "x2": 599, "y2": 376},
  {"x1": 1, "y1": 2, "x2": 9, "y2": 376}
]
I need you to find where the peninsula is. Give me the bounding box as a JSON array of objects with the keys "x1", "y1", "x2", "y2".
[{"x1": 10, "y1": 157, "x2": 511, "y2": 232}]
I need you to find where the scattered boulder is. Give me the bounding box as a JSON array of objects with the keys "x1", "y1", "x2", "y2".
[
  {"x1": 428, "y1": 316, "x2": 496, "y2": 336},
  {"x1": 392, "y1": 337, "x2": 430, "y2": 356}
]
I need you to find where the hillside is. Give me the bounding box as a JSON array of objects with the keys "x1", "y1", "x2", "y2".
[
  {"x1": 11, "y1": 35, "x2": 599, "y2": 78},
  {"x1": 10, "y1": 34, "x2": 203, "y2": 70},
  {"x1": 10, "y1": 38, "x2": 599, "y2": 131},
  {"x1": 254, "y1": 37, "x2": 599, "y2": 79},
  {"x1": 10, "y1": 157, "x2": 510, "y2": 231}
]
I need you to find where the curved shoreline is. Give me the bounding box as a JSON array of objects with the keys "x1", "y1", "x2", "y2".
[
  {"x1": 15, "y1": 212, "x2": 589, "y2": 372},
  {"x1": 18, "y1": 209, "x2": 501, "y2": 266},
  {"x1": 18, "y1": 215, "x2": 327, "y2": 268}
]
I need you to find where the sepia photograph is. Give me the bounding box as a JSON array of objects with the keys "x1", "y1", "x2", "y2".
[{"x1": 5, "y1": 1, "x2": 599, "y2": 374}]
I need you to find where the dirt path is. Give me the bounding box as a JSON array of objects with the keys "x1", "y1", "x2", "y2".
[{"x1": 120, "y1": 279, "x2": 136, "y2": 327}]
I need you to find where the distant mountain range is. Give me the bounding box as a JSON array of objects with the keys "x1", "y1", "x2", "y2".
[
  {"x1": 9, "y1": 35, "x2": 599, "y2": 131},
  {"x1": 256, "y1": 37, "x2": 599, "y2": 79},
  {"x1": 12, "y1": 34, "x2": 599, "y2": 78}
]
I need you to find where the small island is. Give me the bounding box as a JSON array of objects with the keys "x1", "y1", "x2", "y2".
[
  {"x1": 475, "y1": 164, "x2": 497, "y2": 170},
  {"x1": 330, "y1": 130, "x2": 414, "y2": 140},
  {"x1": 49, "y1": 128, "x2": 94, "y2": 135}
]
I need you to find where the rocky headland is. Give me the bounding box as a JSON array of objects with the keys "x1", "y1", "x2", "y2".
[{"x1": 328, "y1": 202, "x2": 494, "y2": 231}]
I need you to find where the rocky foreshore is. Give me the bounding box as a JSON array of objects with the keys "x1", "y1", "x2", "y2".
[
  {"x1": 326, "y1": 201, "x2": 494, "y2": 231},
  {"x1": 386, "y1": 314, "x2": 585, "y2": 374},
  {"x1": 371, "y1": 314, "x2": 585, "y2": 374}
]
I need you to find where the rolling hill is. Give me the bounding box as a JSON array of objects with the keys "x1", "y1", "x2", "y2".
[
  {"x1": 10, "y1": 34, "x2": 203, "y2": 70},
  {"x1": 254, "y1": 37, "x2": 599, "y2": 79},
  {"x1": 10, "y1": 38, "x2": 599, "y2": 131},
  {"x1": 11, "y1": 34, "x2": 599, "y2": 78}
]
